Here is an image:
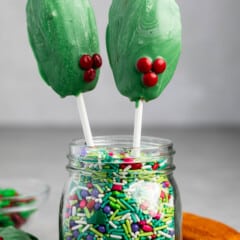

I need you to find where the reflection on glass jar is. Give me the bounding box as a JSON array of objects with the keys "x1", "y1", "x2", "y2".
[{"x1": 59, "y1": 136, "x2": 182, "y2": 240}]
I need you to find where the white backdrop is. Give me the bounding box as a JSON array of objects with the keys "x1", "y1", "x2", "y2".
[{"x1": 0, "y1": 0, "x2": 239, "y2": 127}]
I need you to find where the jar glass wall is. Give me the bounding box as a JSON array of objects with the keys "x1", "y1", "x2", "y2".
[{"x1": 59, "y1": 136, "x2": 182, "y2": 240}]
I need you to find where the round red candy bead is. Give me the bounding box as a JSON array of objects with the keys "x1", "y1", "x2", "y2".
[
  {"x1": 136, "y1": 57, "x2": 152, "y2": 73},
  {"x1": 79, "y1": 199, "x2": 87, "y2": 209},
  {"x1": 160, "y1": 191, "x2": 165, "y2": 199},
  {"x1": 152, "y1": 234, "x2": 157, "y2": 239},
  {"x1": 87, "y1": 200, "x2": 95, "y2": 210},
  {"x1": 84, "y1": 69, "x2": 96, "y2": 82},
  {"x1": 152, "y1": 163, "x2": 159, "y2": 170},
  {"x1": 123, "y1": 158, "x2": 134, "y2": 163},
  {"x1": 79, "y1": 55, "x2": 93, "y2": 70},
  {"x1": 131, "y1": 163, "x2": 142, "y2": 170},
  {"x1": 139, "y1": 220, "x2": 147, "y2": 226},
  {"x1": 142, "y1": 72, "x2": 158, "y2": 87},
  {"x1": 119, "y1": 164, "x2": 126, "y2": 170},
  {"x1": 87, "y1": 182, "x2": 93, "y2": 188},
  {"x1": 112, "y1": 185, "x2": 123, "y2": 191},
  {"x1": 153, "y1": 58, "x2": 166, "y2": 74},
  {"x1": 92, "y1": 54, "x2": 102, "y2": 69},
  {"x1": 154, "y1": 213, "x2": 161, "y2": 220},
  {"x1": 69, "y1": 194, "x2": 78, "y2": 200},
  {"x1": 142, "y1": 224, "x2": 153, "y2": 232}
]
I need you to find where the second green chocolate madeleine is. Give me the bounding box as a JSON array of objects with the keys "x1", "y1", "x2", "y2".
[
  {"x1": 26, "y1": 0, "x2": 101, "y2": 97},
  {"x1": 106, "y1": 0, "x2": 182, "y2": 102}
]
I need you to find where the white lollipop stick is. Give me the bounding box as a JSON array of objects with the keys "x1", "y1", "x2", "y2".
[
  {"x1": 76, "y1": 93, "x2": 94, "y2": 147},
  {"x1": 133, "y1": 100, "x2": 143, "y2": 155}
]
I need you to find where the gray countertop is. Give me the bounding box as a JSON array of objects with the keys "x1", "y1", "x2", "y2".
[{"x1": 0, "y1": 127, "x2": 239, "y2": 239}]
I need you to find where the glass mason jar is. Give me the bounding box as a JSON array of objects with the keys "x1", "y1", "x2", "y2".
[{"x1": 59, "y1": 136, "x2": 182, "y2": 240}]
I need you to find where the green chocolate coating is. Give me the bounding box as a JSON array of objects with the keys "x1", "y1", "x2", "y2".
[
  {"x1": 26, "y1": 0, "x2": 100, "y2": 97},
  {"x1": 106, "y1": 0, "x2": 182, "y2": 102}
]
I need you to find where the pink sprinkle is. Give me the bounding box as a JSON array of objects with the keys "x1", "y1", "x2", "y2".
[
  {"x1": 160, "y1": 191, "x2": 165, "y2": 199},
  {"x1": 140, "y1": 202, "x2": 148, "y2": 210},
  {"x1": 164, "y1": 181, "x2": 170, "y2": 187},
  {"x1": 87, "y1": 182, "x2": 93, "y2": 188},
  {"x1": 139, "y1": 220, "x2": 147, "y2": 226},
  {"x1": 142, "y1": 224, "x2": 153, "y2": 232},
  {"x1": 149, "y1": 210, "x2": 157, "y2": 217},
  {"x1": 79, "y1": 199, "x2": 87, "y2": 209},
  {"x1": 69, "y1": 194, "x2": 78, "y2": 200},
  {"x1": 66, "y1": 203, "x2": 71, "y2": 209},
  {"x1": 154, "y1": 213, "x2": 161, "y2": 220},
  {"x1": 123, "y1": 158, "x2": 134, "y2": 163},
  {"x1": 112, "y1": 185, "x2": 123, "y2": 191},
  {"x1": 109, "y1": 152, "x2": 114, "y2": 156}
]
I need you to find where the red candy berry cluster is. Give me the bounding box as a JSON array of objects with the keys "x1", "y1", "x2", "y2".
[
  {"x1": 79, "y1": 54, "x2": 102, "y2": 83},
  {"x1": 136, "y1": 57, "x2": 166, "y2": 87}
]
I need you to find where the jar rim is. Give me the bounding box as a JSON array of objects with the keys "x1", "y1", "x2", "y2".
[
  {"x1": 70, "y1": 135, "x2": 173, "y2": 147},
  {"x1": 67, "y1": 135, "x2": 175, "y2": 168}
]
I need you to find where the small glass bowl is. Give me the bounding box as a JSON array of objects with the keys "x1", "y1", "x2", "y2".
[{"x1": 0, "y1": 178, "x2": 50, "y2": 228}]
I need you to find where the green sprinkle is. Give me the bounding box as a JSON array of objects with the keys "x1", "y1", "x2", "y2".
[
  {"x1": 123, "y1": 223, "x2": 129, "y2": 236},
  {"x1": 131, "y1": 213, "x2": 137, "y2": 223},
  {"x1": 139, "y1": 232, "x2": 153, "y2": 237},
  {"x1": 117, "y1": 200, "x2": 127, "y2": 210},
  {"x1": 155, "y1": 225, "x2": 168, "y2": 231},
  {"x1": 90, "y1": 227, "x2": 103, "y2": 237},
  {"x1": 84, "y1": 207, "x2": 90, "y2": 218},
  {"x1": 94, "y1": 184, "x2": 104, "y2": 194},
  {"x1": 117, "y1": 210, "x2": 131, "y2": 216},
  {"x1": 126, "y1": 219, "x2": 132, "y2": 234},
  {"x1": 110, "y1": 209, "x2": 119, "y2": 221},
  {"x1": 110, "y1": 201, "x2": 121, "y2": 210},
  {"x1": 109, "y1": 196, "x2": 117, "y2": 202},
  {"x1": 61, "y1": 148, "x2": 177, "y2": 239},
  {"x1": 119, "y1": 199, "x2": 134, "y2": 212}
]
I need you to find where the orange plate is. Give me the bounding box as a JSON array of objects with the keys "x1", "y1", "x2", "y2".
[{"x1": 183, "y1": 213, "x2": 240, "y2": 240}]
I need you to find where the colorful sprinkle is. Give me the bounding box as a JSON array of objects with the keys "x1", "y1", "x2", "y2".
[{"x1": 61, "y1": 149, "x2": 177, "y2": 240}]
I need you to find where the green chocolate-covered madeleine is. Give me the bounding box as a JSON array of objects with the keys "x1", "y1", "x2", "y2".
[
  {"x1": 106, "y1": 0, "x2": 182, "y2": 102},
  {"x1": 26, "y1": 0, "x2": 101, "y2": 97}
]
